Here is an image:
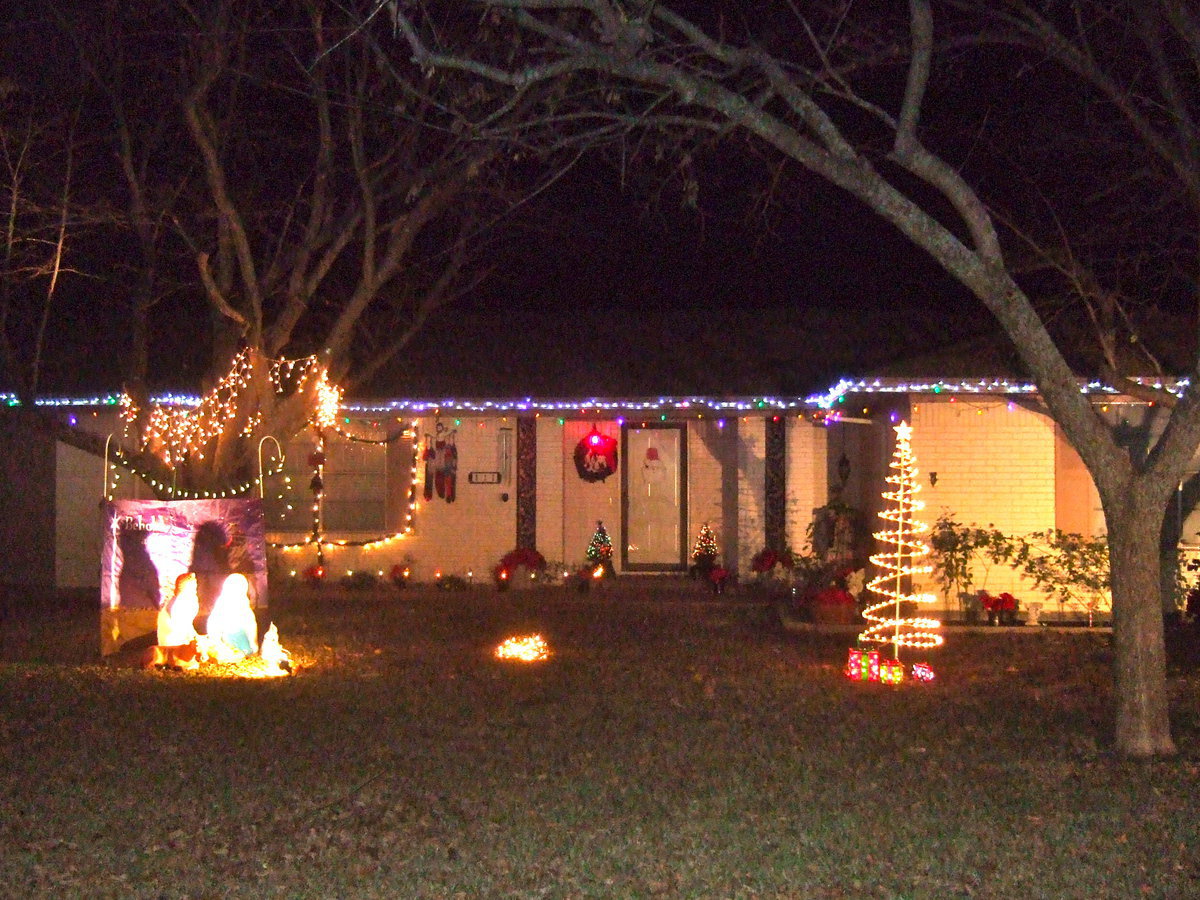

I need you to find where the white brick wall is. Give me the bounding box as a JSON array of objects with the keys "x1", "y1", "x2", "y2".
[
  {"x1": 737, "y1": 418, "x2": 767, "y2": 574},
  {"x1": 688, "y1": 419, "x2": 736, "y2": 568},
  {"x1": 786, "y1": 417, "x2": 828, "y2": 553},
  {"x1": 910, "y1": 398, "x2": 1061, "y2": 607},
  {"x1": 535, "y1": 416, "x2": 565, "y2": 565}
]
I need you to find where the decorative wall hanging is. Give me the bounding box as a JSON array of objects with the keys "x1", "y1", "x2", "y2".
[{"x1": 574, "y1": 425, "x2": 618, "y2": 482}]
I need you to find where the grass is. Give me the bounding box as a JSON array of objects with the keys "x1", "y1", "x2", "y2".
[{"x1": 2, "y1": 585, "x2": 1200, "y2": 899}]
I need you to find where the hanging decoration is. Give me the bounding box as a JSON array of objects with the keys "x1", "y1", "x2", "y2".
[
  {"x1": 847, "y1": 421, "x2": 942, "y2": 683},
  {"x1": 422, "y1": 421, "x2": 458, "y2": 503},
  {"x1": 309, "y1": 432, "x2": 326, "y2": 570},
  {"x1": 574, "y1": 425, "x2": 618, "y2": 482}
]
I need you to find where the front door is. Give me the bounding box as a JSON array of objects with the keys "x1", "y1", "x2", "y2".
[{"x1": 622, "y1": 424, "x2": 687, "y2": 571}]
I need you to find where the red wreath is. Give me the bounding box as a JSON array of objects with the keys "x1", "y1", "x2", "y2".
[{"x1": 574, "y1": 426, "x2": 619, "y2": 482}]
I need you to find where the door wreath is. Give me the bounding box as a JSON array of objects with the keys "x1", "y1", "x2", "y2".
[{"x1": 574, "y1": 426, "x2": 618, "y2": 482}]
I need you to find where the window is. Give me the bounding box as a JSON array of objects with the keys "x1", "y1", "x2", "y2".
[{"x1": 265, "y1": 433, "x2": 390, "y2": 534}]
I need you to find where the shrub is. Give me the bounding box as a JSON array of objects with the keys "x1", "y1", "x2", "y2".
[{"x1": 494, "y1": 547, "x2": 548, "y2": 589}]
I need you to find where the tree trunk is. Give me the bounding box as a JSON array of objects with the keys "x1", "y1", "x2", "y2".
[{"x1": 1105, "y1": 490, "x2": 1176, "y2": 757}]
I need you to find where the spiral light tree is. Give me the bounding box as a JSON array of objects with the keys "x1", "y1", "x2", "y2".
[{"x1": 850, "y1": 421, "x2": 943, "y2": 682}]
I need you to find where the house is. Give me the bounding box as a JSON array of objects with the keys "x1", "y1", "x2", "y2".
[{"x1": 4, "y1": 376, "x2": 1189, "y2": 643}]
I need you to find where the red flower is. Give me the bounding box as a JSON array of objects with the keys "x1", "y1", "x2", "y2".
[
  {"x1": 980, "y1": 591, "x2": 1018, "y2": 612},
  {"x1": 751, "y1": 548, "x2": 793, "y2": 573},
  {"x1": 709, "y1": 567, "x2": 730, "y2": 584}
]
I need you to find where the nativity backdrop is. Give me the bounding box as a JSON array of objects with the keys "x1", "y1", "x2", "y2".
[{"x1": 100, "y1": 499, "x2": 268, "y2": 656}]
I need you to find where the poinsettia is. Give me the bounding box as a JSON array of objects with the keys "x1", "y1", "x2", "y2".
[
  {"x1": 751, "y1": 548, "x2": 794, "y2": 573},
  {"x1": 493, "y1": 547, "x2": 548, "y2": 588},
  {"x1": 499, "y1": 547, "x2": 547, "y2": 572},
  {"x1": 980, "y1": 591, "x2": 1018, "y2": 612}
]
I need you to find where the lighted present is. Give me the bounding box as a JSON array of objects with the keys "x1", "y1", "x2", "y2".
[
  {"x1": 845, "y1": 648, "x2": 881, "y2": 682},
  {"x1": 911, "y1": 662, "x2": 936, "y2": 682},
  {"x1": 879, "y1": 658, "x2": 905, "y2": 685}
]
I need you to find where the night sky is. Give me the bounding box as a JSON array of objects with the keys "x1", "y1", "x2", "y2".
[
  {"x1": 1, "y1": 4, "x2": 1099, "y2": 403},
  {"x1": 376, "y1": 155, "x2": 987, "y2": 399}
]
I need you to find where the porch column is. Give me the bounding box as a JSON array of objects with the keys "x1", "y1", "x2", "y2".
[
  {"x1": 765, "y1": 415, "x2": 786, "y2": 551},
  {"x1": 516, "y1": 416, "x2": 537, "y2": 550}
]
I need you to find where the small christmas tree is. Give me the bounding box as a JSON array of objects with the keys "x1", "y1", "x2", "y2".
[
  {"x1": 586, "y1": 520, "x2": 615, "y2": 577},
  {"x1": 690, "y1": 523, "x2": 719, "y2": 577},
  {"x1": 859, "y1": 421, "x2": 944, "y2": 658}
]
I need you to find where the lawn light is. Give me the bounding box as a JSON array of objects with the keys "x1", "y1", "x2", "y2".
[
  {"x1": 495, "y1": 634, "x2": 551, "y2": 662},
  {"x1": 911, "y1": 662, "x2": 936, "y2": 682}
]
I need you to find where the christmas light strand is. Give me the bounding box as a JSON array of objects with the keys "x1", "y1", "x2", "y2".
[
  {"x1": 117, "y1": 348, "x2": 330, "y2": 471},
  {"x1": 269, "y1": 421, "x2": 419, "y2": 551}
]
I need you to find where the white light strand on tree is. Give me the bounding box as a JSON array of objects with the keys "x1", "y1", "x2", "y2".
[
  {"x1": 860, "y1": 421, "x2": 944, "y2": 655},
  {"x1": 118, "y1": 347, "x2": 331, "y2": 470}
]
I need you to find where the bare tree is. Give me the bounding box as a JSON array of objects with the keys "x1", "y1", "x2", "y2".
[
  {"x1": 4, "y1": 0, "x2": 542, "y2": 495},
  {"x1": 384, "y1": 0, "x2": 1200, "y2": 757},
  {"x1": 0, "y1": 77, "x2": 84, "y2": 400}
]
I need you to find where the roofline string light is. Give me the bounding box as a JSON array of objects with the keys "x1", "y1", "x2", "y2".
[
  {"x1": 808, "y1": 376, "x2": 1189, "y2": 410},
  {"x1": 23, "y1": 374, "x2": 1188, "y2": 421}
]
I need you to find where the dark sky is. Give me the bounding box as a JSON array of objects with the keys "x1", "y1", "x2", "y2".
[{"x1": 378, "y1": 155, "x2": 986, "y2": 399}]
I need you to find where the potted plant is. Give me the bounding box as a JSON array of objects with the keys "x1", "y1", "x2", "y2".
[
  {"x1": 809, "y1": 583, "x2": 859, "y2": 625},
  {"x1": 980, "y1": 590, "x2": 1019, "y2": 626},
  {"x1": 708, "y1": 565, "x2": 731, "y2": 595},
  {"x1": 930, "y1": 514, "x2": 1006, "y2": 623}
]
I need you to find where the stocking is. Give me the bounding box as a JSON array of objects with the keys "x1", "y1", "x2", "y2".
[
  {"x1": 423, "y1": 436, "x2": 435, "y2": 501},
  {"x1": 434, "y1": 439, "x2": 447, "y2": 498},
  {"x1": 444, "y1": 439, "x2": 458, "y2": 503}
]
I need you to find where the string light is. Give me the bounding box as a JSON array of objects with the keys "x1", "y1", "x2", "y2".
[
  {"x1": 494, "y1": 634, "x2": 551, "y2": 662},
  {"x1": 269, "y1": 421, "x2": 418, "y2": 553},
  {"x1": 808, "y1": 376, "x2": 1187, "y2": 410},
  {"x1": 115, "y1": 347, "x2": 331, "y2": 474}
]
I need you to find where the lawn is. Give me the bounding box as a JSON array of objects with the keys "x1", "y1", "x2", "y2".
[{"x1": 2, "y1": 585, "x2": 1199, "y2": 899}]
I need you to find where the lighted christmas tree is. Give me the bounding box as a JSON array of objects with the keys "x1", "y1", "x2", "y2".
[
  {"x1": 860, "y1": 421, "x2": 944, "y2": 658},
  {"x1": 586, "y1": 520, "x2": 615, "y2": 577},
  {"x1": 690, "y1": 522, "x2": 719, "y2": 576}
]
